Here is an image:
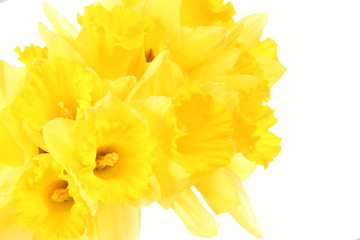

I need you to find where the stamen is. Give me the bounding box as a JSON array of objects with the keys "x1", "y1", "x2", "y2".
[
  {"x1": 95, "y1": 152, "x2": 119, "y2": 170},
  {"x1": 51, "y1": 188, "x2": 72, "y2": 202},
  {"x1": 57, "y1": 101, "x2": 74, "y2": 119}
]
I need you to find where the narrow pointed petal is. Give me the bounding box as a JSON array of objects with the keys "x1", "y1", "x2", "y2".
[
  {"x1": 229, "y1": 184, "x2": 263, "y2": 237},
  {"x1": 0, "y1": 203, "x2": 32, "y2": 240},
  {"x1": 96, "y1": 203, "x2": 140, "y2": 240},
  {"x1": 130, "y1": 51, "x2": 186, "y2": 99},
  {"x1": 43, "y1": 2, "x2": 78, "y2": 40},
  {"x1": 227, "y1": 153, "x2": 257, "y2": 182},
  {"x1": 226, "y1": 170, "x2": 263, "y2": 238},
  {"x1": 171, "y1": 188, "x2": 219, "y2": 237},
  {"x1": 238, "y1": 13, "x2": 268, "y2": 49},
  {"x1": 196, "y1": 168, "x2": 240, "y2": 214},
  {"x1": 38, "y1": 23, "x2": 85, "y2": 64},
  {"x1": 256, "y1": 56, "x2": 287, "y2": 86}
]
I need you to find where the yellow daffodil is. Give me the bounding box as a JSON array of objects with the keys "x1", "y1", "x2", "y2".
[
  {"x1": 76, "y1": 4, "x2": 147, "y2": 79},
  {"x1": 43, "y1": 93, "x2": 156, "y2": 203},
  {"x1": 14, "y1": 59, "x2": 101, "y2": 128},
  {"x1": 14, "y1": 154, "x2": 90, "y2": 239},
  {"x1": 12, "y1": 59, "x2": 102, "y2": 150}
]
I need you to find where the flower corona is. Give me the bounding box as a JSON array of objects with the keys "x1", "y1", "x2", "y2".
[{"x1": 0, "y1": 0, "x2": 285, "y2": 239}]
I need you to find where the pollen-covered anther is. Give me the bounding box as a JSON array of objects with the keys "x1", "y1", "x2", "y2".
[
  {"x1": 95, "y1": 152, "x2": 119, "y2": 170},
  {"x1": 57, "y1": 101, "x2": 74, "y2": 119},
  {"x1": 51, "y1": 188, "x2": 72, "y2": 202}
]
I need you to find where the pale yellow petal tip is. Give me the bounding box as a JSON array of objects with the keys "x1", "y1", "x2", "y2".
[
  {"x1": 42, "y1": 1, "x2": 78, "y2": 40},
  {"x1": 230, "y1": 207, "x2": 263, "y2": 238},
  {"x1": 171, "y1": 188, "x2": 219, "y2": 238},
  {"x1": 42, "y1": 1, "x2": 51, "y2": 12},
  {"x1": 250, "y1": 224, "x2": 263, "y2": 238},
  {"x1": 37, "y1": 22, "x2": 50, "y2": 38},
  {"x1": 250, "y1": 12, "x2": 268, "y2": 22}
]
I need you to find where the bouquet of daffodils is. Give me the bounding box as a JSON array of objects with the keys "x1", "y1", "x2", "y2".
[{"x1": 0, "y1": 0, "x2": 285, "y2": 239}]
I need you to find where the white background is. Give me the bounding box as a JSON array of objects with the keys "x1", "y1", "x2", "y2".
[{"x1": 0, "y1": 0, "x2": 359, "y2": 239}]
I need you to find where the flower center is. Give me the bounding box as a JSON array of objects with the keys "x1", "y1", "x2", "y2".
[
  {"x1": 51, "y1": 188, "x2": 72, "y2": 202},
  {"x1": 95, "y1": 152, "x2": 119, "y2": 170},
  {"x1": 57, "y1": 101, "x2": 74, "y2": 119}
]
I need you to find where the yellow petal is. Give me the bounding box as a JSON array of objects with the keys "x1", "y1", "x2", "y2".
[
  {"x1": 221, "y1": 74, "x2": 261, "y2": 93},
  {"x1": 38, "y1": 23, "x2": 85, "y2": 64},
  {"x1": 180, "y1": 0, "x2": 235, "y2": 28},
  {"x1": 170, "y1": 26, "x2": 227, "y2": 69},
  {"x1": 132, "y1": 52, "x2": 186, "y2": 99},
  {"x1": 251, "y1": 37, "x2": 279, "y2": 59},
  {"x1": 171, "y1": 188, "x2": 219, "y2": 237},
  {"x1": 102, "y1": 76, "x2": 137, "y2": 100},
  {"x1": 227, "y1": 153, "x2": 257, "y2": 182},
  {"x1": 227, "y1": 171, "x2": 263, "y2": 238},
  {"x1": 43, "y1": 2, "x2": 79, "y2": 40},
  {"x1": 95, "y1": 203, "x2": 140, "y2": 240},
  {"x1": 95, "y1": 0, "x2": 123, "y2": 9},
  {"x1": 0, "y1": 165, "x2": 26, "y2": 205},
  {"x1": 197, "y1": 167, "x2": 262, "y2": 237},
  {"x1": 255, "y1": 56, "x2": 287, "y2": 86},
  {"x1": 243, "y1": 131, "x2": 282, "y2": 168},
  {"x1": 0, "y1": 106, "x2": 38, "y2": 165},
  {"x1": 0, "y1": 122, "x2": 24, "y2": 167},
  {"x1": 196, "y1": 168, "x2": 240, "y2": 214},
  {"x1": 0, "y1": 203, "x2": 32, "y2": 240},
  {"x1": 0, "y1": 61, "x2": 25, "y2": 110},
  {"x1": 137, "y1": 174, "x2": 161, "y2": 206},
  {"x1": 141, "y1": 0, "x2": 181, "y2": 36},
  {"x1": 189, "y1": 47, "x2": 240, "y2": 84},
  {"x1": 237, "y1": 13, "x2": 268, "y2": 49},
  {"x1": 79, "y1": 4, "x2": 146, "y2": 51},
  {"x1": 156, "y1": 155, "x2": 190, "y2": 208},
  {"x1": 129, "y1": 96, "x2": 179, "y2": 153}
]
